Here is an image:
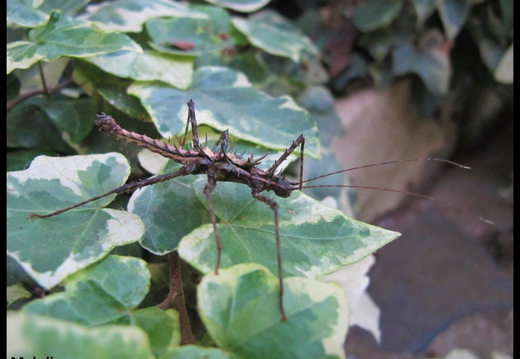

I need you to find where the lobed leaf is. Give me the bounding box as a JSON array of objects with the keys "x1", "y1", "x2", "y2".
[
  {"x1": 178, "y1": 180, "x2": 401, "y2": 279},
  {"x1": 7, "y1": 312, "x2": 155, "y2": 359},
  {"x1": 22, "y1": 255, "x2": 151, "y2": 325},
  {"x1": 7, "y1": 154, "x2": 144, "y2": 289},
  {"x1": 198, "y1": 263, "x2": 349, "y2": 359},
  {"x1": 146, "y1": 13, "x2": 233, "y2": 57},
  {"x1": 203, "y1": 0, "x2": 271, "y2": 13},
  {"x1": 82, "y1": 50, "x2": 194, "y2": 90},
  {"x1": 392, "y1": 30, "x2": 452, "y2": 95},
  {"x1": 353, "y1": 0, "x2": 404, "y2": 32},
  {"x1": 128, "y1": 66, "x2": 320, "y2": 158},
  {"x1": 80, "y1": 0, "x2": 207, "y2": 33},
  {"x1": 7, "y1": 11, "x2": 142, "y2": 73},
  {"x1": 231, "y1": 10, "x2": 319, "y2": 62}
]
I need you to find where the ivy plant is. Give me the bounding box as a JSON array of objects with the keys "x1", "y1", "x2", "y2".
[{"x1": 7, "y1": 1, "x2": 401, "y2": 358}]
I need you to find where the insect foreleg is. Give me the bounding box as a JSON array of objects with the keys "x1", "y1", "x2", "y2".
[
  {"x1": 252, "y1": 191, "x2": 287, "y2": 322},
  {"x1": 267, "y1": 135, "x2": 305, "y2": 190}
]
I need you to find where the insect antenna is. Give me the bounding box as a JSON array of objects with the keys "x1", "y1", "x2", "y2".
[
  {"x1": 299, "y1": 182, "x2": 494, "y2": 225},
  {"x1": 297, "y1": 158, "x2": 470, "y2": 185}
]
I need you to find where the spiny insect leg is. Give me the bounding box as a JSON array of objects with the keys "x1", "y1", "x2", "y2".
[
  {"x1": 252, "y1": 191, "x2": 287, "y2": 322},
  {"x1": 267, "y1": 135, "x2": 305, "y2": 190},
  {"x1": 186, "y1": 99, "x2": 203, "y2": 152},
  {"x1": 203, "y1": 176, "x2": 223, "y2": 275},
  {"x1": 31, "y1": 166, "x2": 191, "y2": 218}
]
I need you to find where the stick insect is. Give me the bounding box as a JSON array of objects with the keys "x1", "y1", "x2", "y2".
[{"x1": 30, "y1": 100, "x2": 491, "y2": 321}]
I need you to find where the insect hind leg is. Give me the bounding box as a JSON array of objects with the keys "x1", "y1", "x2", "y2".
[{"x1": 252, "y1": 190, "x2": 287, "y2": 321}]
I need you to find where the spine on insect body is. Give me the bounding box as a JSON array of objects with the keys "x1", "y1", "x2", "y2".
[{"x1": 95, "y1": 114, "x2": 201, "y2": 163}]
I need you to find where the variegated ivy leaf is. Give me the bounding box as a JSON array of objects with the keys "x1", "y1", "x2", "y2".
[
  {"x1": 7, "y1": 312, "x2": 155, "y2": 359},
  {"x1": 128, "y1": 66, "x2": 320, "y2": 158},
  {"x1": 231, "y1": 10, "x2": 319, "y2": 62},
  {"x1": 21, "y1": 254, "x2": 180, "y2": 357},
  {"x1": 203, "y1": 0, "x2": 271, "y2": 13},
  {"x1": 145, "y1": 9, "x2": 233, "y2": 57},
  {"x1": 178, "y1": 179, "x2": 401, "y2": 280},
  {"x1": 392, "y1": 30, "x2": 452, "y2": 96},
  {"x1": 7, "y1": 154, "x2": 144, "y2": 289},
  {"x1": 198, "y1": 263, "x2": 349, "y2": 359},
  {"x1": 22, "y1": 255, "x2": 151, "y2": 325},
  {"x1": 80, "y1": 0, "x2": 207, "y2": 33},
  {"x1": 82, "y1": 50, "x2": 194, "y2": 90},
  {"x1": 7, "y1": 11, "x2": 142, "y2": 74}
]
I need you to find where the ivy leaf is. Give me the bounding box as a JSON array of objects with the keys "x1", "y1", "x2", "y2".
[
  {"x1": 82, "y1": 50, "x2": 194, "y2": 90},
  {"x1": 437, "y1": 0, "x2": 470, "y2": 41},
  {"x1": 7, "y1": 312, "x2": 155, "y2": 359},
  {"x1": 7, "y1": 11, "x2": 142, "y2": 73},
  {"x1": 178, "y1": 180, "x2": 401, "y2": 279},
  {"x1": 28, "y1": 96, "x2": 97, "y2": 144},
  {"x1": 494, "y1": 43, "x2": 513, "y2": 84},
  {"x1": 128, "y1": 174, "x2": 212, "y2": 255},
  {"x1": 7, "y1": 154, "x2": 145, "y2": 289},
  {"x1": 80, "y1": 0, "x2": 207, "y2": 33},
  {"x1": 146, "y1": 11, "x2": 232, "y2": 57},
  {"x1": 21, "y1": 254, "x2": 179, "y2": 357},
  {"x1": 231, "y1": 10, "x2": 319, "y2": 62},
  {"x1": 353, "y1": 0, "x2": 404, "y2": 32},
  {"x1": 392, "y1": 30, "x2": 452, "y2": 95},
  {"x1": 114, "y1": 307, "x2": 181, "y2": 358},
  {"x1": 22, "y1": 255, "x2": 151, "y2": 325},
  {"x1": 203, "y1": 0, "x2": 271, "y2": 13},
  {"x1": 7, "y1": 0, "x2": 49, "y2": 27},
  {"x1": 160, "y1": 346, "x2": 231, "y2": 359},
  {"x1": 198, "y1": 263, "x2": 349, "y2": 359},
  {"x1": 128, "y1": 66, "x2": 320, "y2": 158}
]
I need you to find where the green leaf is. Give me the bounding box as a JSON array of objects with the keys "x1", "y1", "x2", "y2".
[
  {"x1": 7, "y1": 103, "x2": 75, "y2": 152},
  {"x1": 81, "y1": 0, "x2": 207, "y2": 33},
  {"x1": 198, "y1": 263, "x2": 349, "y2": 359},
  {"x1": 7, "y1": 11, "x2": 142, "y2": 73},
  {"x1": 179, "y1": 180, "x2": 400, "y2": 279},
  {"x1": 30, "y1": 96, "x2": 97, "y2": 144},
  {"x1": 82, "y1": 50, "x2": 194, "y2": 90},
  {"x1": 7, "y1": 153, "x2": 145, "y2": 289},
  {"x1": 412, "y1": 0, "x2": 437, "y2": 24},
  {"x1": 7, "y1": 283, "x2": 32, "y2": 307},
  {"x1": 494, "y1": 43, "x2": 513, "y2": 84},
  {"x1": 115, "y1": 308, "x2": 181, "y2": 358},
  {"x1": 22, "y1": 255, "x2": 151, "y2": 324},
  {"x1": 72, "y1": 62, "x2": 151, "y2": 121},
  {"x1": 203, "y1": 0, "x2": 271, "y2": 13},
  {"x1": 437, "y1": 0, "x2": 470, "y2": 41},
  {"x1": 392, "y1": 30, "x2": 451, "y2": 95},
  {"x1": 7, "y1": 0, "x2": 49, "y2": 27},
  {"x1": 160, "y1": 345, "x2": 231, "y2": 359},
  {"x1": 7, "y1": 312, "x2": 155, "y2": 359},
  {"x1": 146, "y1": 12, "x2": 232, "y2": 57},
  {"x1": 353, "y1": 0, "x2": 404, "y2": 32},
  {"x1": 231, "y1": 10, "x2": 319, "y2": 62},
  {"x1": 128, "y1": 174, "x2": 212, "y2": 255},
  {"x1": 128, "y1": 66, "x2": 320, "y2": 158}
]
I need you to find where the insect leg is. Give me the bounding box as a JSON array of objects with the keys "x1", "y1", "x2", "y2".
[
  {"x1": 186, "y1": 100, "x2": 203, "y2": 152},
  {"x1": 31, "y1": 166, "x2": 192, "y2": 218},
  {"x1": 202, "y1": 175, "x2": 223, "y2": 275},
  {"x1": 267, "y1": 135, "x2": 305, "y2": 190},
  {"x1": 252, "y1": 191, "x2": 288, "y2": 321}
]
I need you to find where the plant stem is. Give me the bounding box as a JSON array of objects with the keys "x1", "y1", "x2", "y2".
[{"x1": 157, "y1": 250, "x2": 196, "y2": 345}]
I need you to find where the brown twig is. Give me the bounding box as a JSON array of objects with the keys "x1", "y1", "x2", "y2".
[
  {"x1": 157, "y1": 251, "x2": 197, "y2": 345},
  {"x1": 6, "y1": 78, "x2": 74, "y2": 112}
]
